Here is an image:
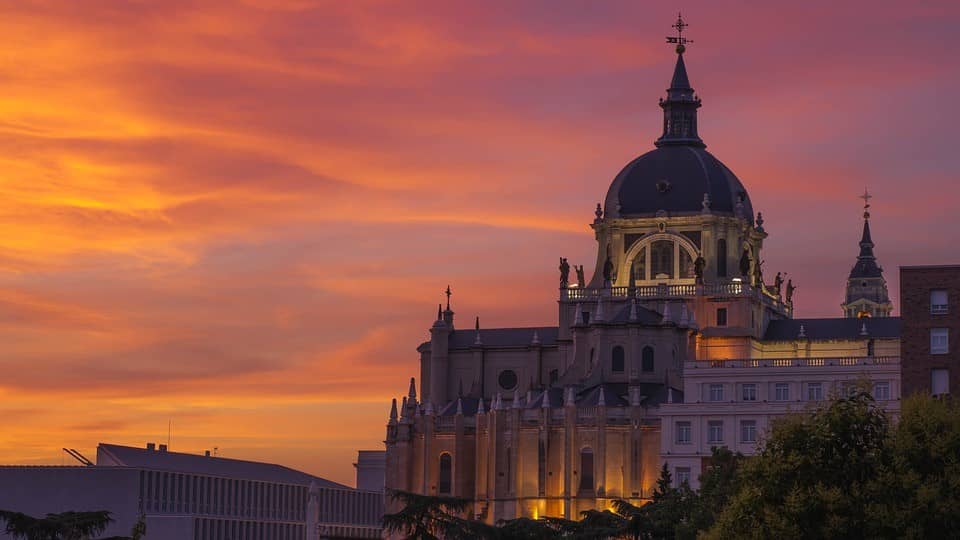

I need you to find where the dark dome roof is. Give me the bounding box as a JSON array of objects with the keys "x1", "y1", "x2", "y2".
[{"x1": 604, "y1": 146, "x2": 753, "y2": 220}]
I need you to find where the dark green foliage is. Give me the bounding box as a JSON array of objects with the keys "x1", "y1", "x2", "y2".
[
  {"x1": 382, "y1": 489, "x2": 489, "y2": 539},
  {"x1": 0, "y1": 510, "x2": 125, "y2": 540}
]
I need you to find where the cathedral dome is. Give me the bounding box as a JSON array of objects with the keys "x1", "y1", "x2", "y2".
[
  {"x1": 603, "y1": 146, "x2": 753, "y2": 219},
  {"x1": 602, "y1": 49, "x2": 753, "y2": 220}
]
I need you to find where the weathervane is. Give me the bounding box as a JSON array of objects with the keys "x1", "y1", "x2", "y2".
[
  {"x1": 445, "y1": 285, "x2": 452, "y2": 310},
  {"x1": 666, "y1": 12, "x2": 693, "y2": 54},
  {"x1": 860, "y1": 188, "x2": 872, "y2": 219}
]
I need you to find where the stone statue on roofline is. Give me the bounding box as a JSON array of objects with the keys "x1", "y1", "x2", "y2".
[
  {"x1": 786, "y1": 279, "x2": 797, "y2": 304},
  {"x1": 559, "y1": 257, "x2": 570, "y2": 288},
  {"x1": 774, "y1": 272, "x2": 784, "y2": 297},
  {"x1": 575, "y1": 265, "x2": 585, "y2": 288},
  {"x1": 739, "y1": 247, "x2": 751, "y2": 278},
  {"x1": 694, "y1": 252, "x2": 706, "y2": 284}
]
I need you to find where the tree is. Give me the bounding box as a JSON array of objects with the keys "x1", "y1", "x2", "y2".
[
  {"x1": 382, "y1": 489, "x2": 492, "y2": 540},
  {"x1": 867, "y1": 394, "x2": 960, "y2": 539},
  {"x1": 705, "y1": 391, "x2": 889, "y2": 539},
  {"x1": 0, "y1": 510, "x2": 124, "y2": 540}
]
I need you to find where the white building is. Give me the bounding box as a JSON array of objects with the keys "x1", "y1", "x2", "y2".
[
  {"x1": 659, "y1": 318, "x2": 901, "y2": 487},
  {"x1": 0, "y1": 443, "x2": 383, "y2": 540}
]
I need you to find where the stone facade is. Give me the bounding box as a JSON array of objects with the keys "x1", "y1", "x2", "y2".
[
  {"x1": 900, "y1": 265, "x2": 960, "y2": 395},
  {"x1": 382, "y1": 39, "x2": 904, "y2": 525}
]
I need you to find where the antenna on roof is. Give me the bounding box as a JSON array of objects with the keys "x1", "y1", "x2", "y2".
[{"x1": 167, "y1": 419, "x2": 172, "y2": 450}]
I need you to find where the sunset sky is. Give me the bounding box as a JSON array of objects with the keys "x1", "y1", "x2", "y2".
[{"x1": 0, "y1": 1, "x2": 958, "y2": 486}]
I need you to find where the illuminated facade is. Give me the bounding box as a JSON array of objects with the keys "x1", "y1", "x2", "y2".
[{"x1": 384, "y1": 27, "x2": 900, "y2": 523}]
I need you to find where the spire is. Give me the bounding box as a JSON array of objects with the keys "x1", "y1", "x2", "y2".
[
  {"x1": 408, "y1": 377, "x2": 417, "y2": 400},
  {"x1": 456, "y1": 397, "x2": 463, "y2": 415},
  {"x1": 656, "y1": 14, "x2": 704, "y2": 148},
  {"x1": 849, "y1": 189, "x2": 882, "y2": 279},
  {"x1": 477, "y1": 396, "x2": 486, "y2": 415},
  {"x1": 389, "y1": 398, "x2": 399, "y2": 421},
  {"x1": 442, "y1": 286, "x2": 455, "y2": 328}
]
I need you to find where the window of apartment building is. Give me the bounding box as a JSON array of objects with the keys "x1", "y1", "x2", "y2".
[
  {"x1": 612, "y1": 346, "x2": 625, "y2": 373},
  {"x1": 932, "y1": 369, "x2": 950, "y2": 396},
  {"x1": 873, "y1": 381, "x2": 890, "y2": 400},
  {"x1": 707, "y1": 421, "x2": 723, "y2": 444},
  {"x1": 740, "y1": 420, "x2": 757, "y2": 443},
  {"x1": 716, "y1": 308, "x2": 728, "y2": 327},
  {"x1": 807, "y1": 382, "x2": 823, "y2": 401},
  {"x1": 931, "y1": 328, "x2": 949, "y2": 354},
  {"x1": 931, "y1": 290, "x2": 949, "y2": 314},
  {"x1": 774, "y1": 383, "x2": 790, "y2": 401},
  {"x1": 676, "y1": 421, "x2": 692, "y2": 444},
  {"x1": 675, "y1": 467, "x2": 691, "y2": 487},
  {"x1": 709, "y1": 384, "x2": 724, "y2": 402},
  {"x1": 438, "y1": 453, "x2": 452, "y2": 495},
  {"x1": 579, "y1": 448, "x2": 595, "y2": 493},
  {"x1": 741, "y1": 383, "x2": 757, "y2": 401}
]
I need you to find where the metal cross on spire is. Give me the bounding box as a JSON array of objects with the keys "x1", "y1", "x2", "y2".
[
  {"x1": 861, "y1": 188, "x2": 872, "y2": 219},
  {"x1": 445, "y1": 285, "x2": 452, "y2": 310},
  {"x1": 666, "y1": 12, "x2": 693, "y2": 54}
]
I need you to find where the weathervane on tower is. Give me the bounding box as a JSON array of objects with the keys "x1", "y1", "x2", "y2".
[{"x1": 666, "y1": 13, "x2": 693, "y2": 54}]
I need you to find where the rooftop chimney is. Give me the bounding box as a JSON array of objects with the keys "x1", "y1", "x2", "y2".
[
  {"x1": 204, "y1": 450, "x2": 211, "y2": 457},
  {"x1": 146, "y1": 442, "x2": 156, "y2": 451},
  {"x1": 158, "y1": 444, "x2": 168, "y2": 453}
]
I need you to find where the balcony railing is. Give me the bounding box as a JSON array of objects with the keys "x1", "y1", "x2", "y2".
[
  {"x1": 686, "y1": 356, "x2": 899, "y2": 369},
  {"x1": 561, "y1": 282, "x2": 761, "y2": 302}
]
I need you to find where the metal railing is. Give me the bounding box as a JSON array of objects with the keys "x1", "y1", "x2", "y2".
[{"x1": 686, "y1": 356, "x2": 899, "y2": 369}]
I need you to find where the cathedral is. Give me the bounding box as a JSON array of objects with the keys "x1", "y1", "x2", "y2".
[{"x1": 384, "y1": 18, "x2": 901, "y2": 523}]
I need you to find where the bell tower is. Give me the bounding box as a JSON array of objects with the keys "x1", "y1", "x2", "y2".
[{"x1": 842, "y1": 189, "x2": 893, "y2": 318}]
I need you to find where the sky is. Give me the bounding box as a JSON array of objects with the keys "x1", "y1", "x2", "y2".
[{"x1": 0, "y1": 1, "x2": 958, "y2": 487}]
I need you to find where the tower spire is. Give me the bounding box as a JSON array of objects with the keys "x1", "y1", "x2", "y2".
[
  {"x1": 842, "y1": 189, "x2": 892, "y2": 318},
  {"x1": 656, "y1": 13, "x2": 704, "y2": 148}
]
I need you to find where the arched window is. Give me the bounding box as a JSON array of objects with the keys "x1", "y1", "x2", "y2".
[
  {"x1": 537, "y1": 440, "x2": 547, "y2": 496},
  {"x1": 717, "y1": 239, "x2": 728, "y2": 277},
  {"x1": 578, "y1": 447, "x2": 594, "y2": 492},
  {"x1": 642, "y1": 346, "x2": 655, "y2": 372},
  {"x1": 438, "y1": 453, "x2": 452, "y2": 495},
  {"x1": 651, "y1": 240, "x2": 674, "y2": 279},
  {"x1": 611, "y1": 346, "x2": 625, "y2": 373}
]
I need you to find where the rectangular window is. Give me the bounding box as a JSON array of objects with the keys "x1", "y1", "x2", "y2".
[
  {"x1": 931, "y1": 328, "x2": 949, "y2": 354},
  {"x1": 774, "y1": 383, "x2": 790, "y2": 401},
  {"x1": 932, "y1": 369, "x2": 950, "y2": 395},
  {"x1": 676, "y1": 421, "x2": 692, "y2": 444},
  {"x1": 675, "y1": 467, "x2": 691, "y2": 487},
  {"x1": 709, "y1": 384, "x2": 724, "y2": 402},
  {"x1": 873, "y1": 381, "x2": 890, "y2": 400},
  {"x1": 740, "y1": 420, "x2": 757, "y2": 443},
  {"x1": 707, "y1": 421, "x2": 723, "y2": 444},
  {"x1": 741, "y1": 383, "x2": 757, "y2": 401},
  {"x1": 716, "y1": 308, "x2": 728, "y2": 327},
  {"x1": 807, "y1": 382, "x2": 823, "y2": 401},
  {"x1": 931, "y1": 290, "x2": 948, "y2": 314}
]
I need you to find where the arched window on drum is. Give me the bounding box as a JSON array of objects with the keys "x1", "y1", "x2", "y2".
[
  {"x1": 642, "y1": 346, "x2": 655, "y2": 372},
  {"x1": 612, "y1": 346, "x2": 625, "y2": 373}
]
